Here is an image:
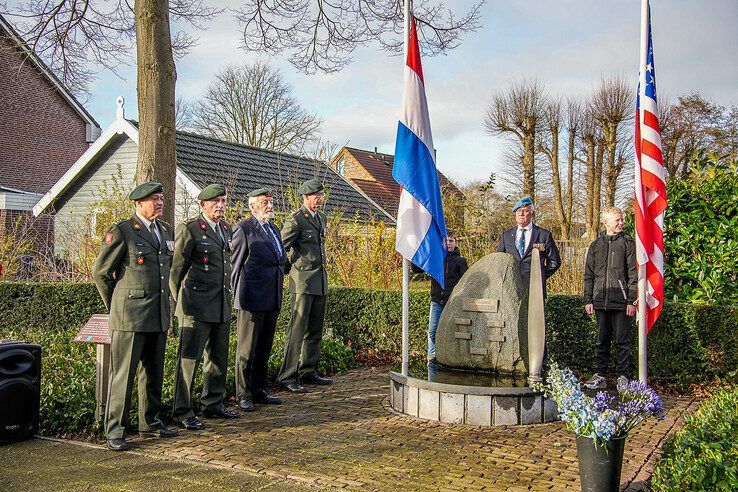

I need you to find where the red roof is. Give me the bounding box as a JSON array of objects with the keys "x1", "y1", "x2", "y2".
[{"x1": 338, "y1": 147, "x2": 462, "y2": 219}]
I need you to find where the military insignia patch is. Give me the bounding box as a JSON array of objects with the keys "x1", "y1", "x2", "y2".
[
  {"x1": 200, "y1": 220, "x2": 207, "y2": 231},
  {"x1": 136, "y1": 256, "x2": 144, "y2": 265},
  {"x1": 105, "y1": 232, "x2": 113, "y2": 244},
  {"x1": 203, "y1": 256, "x2": 209, "y2": 264}
]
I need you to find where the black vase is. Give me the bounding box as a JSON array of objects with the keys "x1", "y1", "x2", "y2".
[{"x1": 576, "y1": 434, "x2": 627, "y2": 492}]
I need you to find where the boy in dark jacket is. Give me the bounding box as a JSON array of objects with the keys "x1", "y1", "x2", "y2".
[
  {"x1": 583, "y1": 207, "x2": 637, "y2": 389},
  {"x1": 424, "y1": 231, "x2": 468, "y2": 362}
]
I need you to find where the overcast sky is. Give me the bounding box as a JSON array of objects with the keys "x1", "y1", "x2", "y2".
[{"x1": 15, "y1": 0, "x2": 737, "y2": 187}]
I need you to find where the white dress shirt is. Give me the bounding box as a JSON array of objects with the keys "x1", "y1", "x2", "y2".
[{"x1": 515, "y1": 222, "x2": 533, "y2": 254}]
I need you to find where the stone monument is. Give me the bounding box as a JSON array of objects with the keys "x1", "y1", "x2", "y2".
[{"x1": 435, "y1": 252, "x2": 529, "y2": 373}]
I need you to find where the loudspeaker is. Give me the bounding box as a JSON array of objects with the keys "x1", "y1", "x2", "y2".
[{"x1": 0, "y1": 341, "x2": 41, "y2": 444}]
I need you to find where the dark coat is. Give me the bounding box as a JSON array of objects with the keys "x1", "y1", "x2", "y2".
[
  {"x1": 93, "y1": 215, "x2": 174, "y2": 332},
  {"x1": 583, "y1": 232, "x2": 637, "y2": 310},
  {"x1": 169, "y1": 214, "x2": 233, "y2": 324},
  {"x1": 231, "y1": 216, "x2": 287, "y2": 312},
  {"x1": 281, "y1": 205, "x2": 328, "y2": 296},
  {"x1": 497, "y1": 224, "x2": 561, "y2": 297},
  {"x1": 430, "y1": 248, "x2": 468, "y2": 306}
]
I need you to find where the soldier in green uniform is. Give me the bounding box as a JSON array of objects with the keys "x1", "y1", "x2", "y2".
[
  {"x1": 170, "y1": 184, "x2": 240, "y2": 430},
  {"x1": 92, "y1": 182, "x2": 179, "y2": 451},
  {"x1": 278, "y1": 179, "x2": 333, "y2": 393}
]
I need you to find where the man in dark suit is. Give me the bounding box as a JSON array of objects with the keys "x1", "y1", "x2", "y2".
[
  {"x1": 92, "y1": 182, "x2": 179, "y2": 451},
  {"x1": 497, "y1": 196, "x2": 561, "y2": 297},
  {"x1": 278, "y1": 179, "x2": 332, "y2": 393},
  {"x1": 231, "y1": 187, "x2": 287, "y2": 410},
  {"x1": 170, "y1": 184, "x2": 240, "y2": 431}
]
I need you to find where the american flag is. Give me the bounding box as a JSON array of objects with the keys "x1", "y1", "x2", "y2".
[{"x1": 634, "y1": 0, "x2": 667, "y2": 333}]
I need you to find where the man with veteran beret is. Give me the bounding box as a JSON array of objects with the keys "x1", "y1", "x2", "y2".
[
  {"x1": 497, "y1": 196, "x2": 561, "y2": 298},
  {"x1": 170, "y1": 184, "x2": 240, "y2": 430},
  {"x1": 278, "y1": 179, "x2": 333, "y2": 393},
  {"x1": 93, "y1": 182, "x2": 179, "y2": 451},
  {"x1": 231, "y1": 187, "x2": 287, "y2": 411}
]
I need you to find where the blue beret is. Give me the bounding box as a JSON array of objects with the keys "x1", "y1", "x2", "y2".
[
  {"x1": 129, "y1": 182, "x2": 163, "y2": 200},
  {"x1": 512, "y1": 196, "x2": 533, "y2": 212}
]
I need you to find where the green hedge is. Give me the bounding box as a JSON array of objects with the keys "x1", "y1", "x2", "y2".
[
  {"x1": 0, "y1": 282, "x2": 736, "y2": 436},
  {"x1": 651, "y1": 387, "x2": 738, "y2": 491}
]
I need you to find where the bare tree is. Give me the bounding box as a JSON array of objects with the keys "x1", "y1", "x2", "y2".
[
  {"x1": 5, "y1": 0, "x2": 480, "y2": 223},
  {"x1": 564, "y1": 98, "x2": 582, "y2": 236},
  {"x1": 577, "y1": 106, "x2": 603, "y2": 240},
  {"x1": 590, "y1": 75, "x2": 633, "y2": 207},
  {"x1": 191, "y1": 62, "x2": 322, "y2": 154},
  {"x1": 485, "y1": 79, "x2": 547, "y2": 200},
  {"x1": 660, "y1": 92, "x2": 737, "y2": 178},
  {"x1": 538, "y1": 97, "x2": 571, "y2": 239},
  {"x1": 237, "y1": 0, "x2": 483, "y2": 74}
]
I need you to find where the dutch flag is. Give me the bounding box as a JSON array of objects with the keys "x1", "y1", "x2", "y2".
[{"x1": 393, "y1": 17, "x2": 448, "y2": 287}]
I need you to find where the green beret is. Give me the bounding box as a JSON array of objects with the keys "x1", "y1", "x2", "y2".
[
  {"x1": 197, "y1": 184, "x2": 226, "y2": 201},
  {"x1": 129, "y1": 182, "x2": 163, "y2": 200},
  {"x1": 512, "y1": 196, "x2": 533, "y2": 212},
  {"x1": 297, "y1": 179, "x2": 324, "y2": 196},
  {"x1": 247, "y1": 187, "x2": 273, "y2": 198}
]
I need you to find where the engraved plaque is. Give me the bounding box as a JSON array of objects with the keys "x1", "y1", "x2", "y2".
[
  {"x1": 74, "y1": 314, "x2": 111, "y2": 344},
  {"x1": 486, "y1": 319, "x2": 505, "y2": 328},
  {"x1": 454, "y1": 332, "x2": 472, "y2": 340},
  {"x1": 469, "y1": 347, "x2": 488, "y2": 356},
  {"x1": 489, "y1": 335, "x2": 507, "y2": 343},
  {"x1": 462, "y1": 298, "x2": 499, "y2": 313},
  {"x1": 454, "y1": 318, "x2": 471, "y2": 326}
]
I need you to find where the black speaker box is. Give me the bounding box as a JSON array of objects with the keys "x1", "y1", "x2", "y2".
[{"x1": 0, "y1": 341, "x2": 41, "y2": 444}]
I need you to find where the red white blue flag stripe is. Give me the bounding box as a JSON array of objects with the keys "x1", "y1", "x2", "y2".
[
  {"x1": 393, "y1": 17, "x2": 448, "y2": 287},
  {"x1": 635, "y1": 0, "x2": 667, "y2": 333}
]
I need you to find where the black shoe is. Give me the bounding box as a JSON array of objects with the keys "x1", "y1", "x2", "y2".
[
  {"x1": 202, "y1": 404, "x2": 240, "y2": 419},
  {"x1": 107, "y1": 438, "x2": 130, "y2": 451},
  {"x1": 179, "y1": 416, "x2": 206, "y2": 430},
  {"x1": 139, "y1": 426, "x2": 179, "y2": 438},
  {"x1": 238, "y1": 398, "x2": 256, "y2": 412},
  {"x1": 283, "y1": 381, "x2": 309, "y2": 393},
  {"x1": 254, "y1": 392, "x2": 283, "y2": 404},
  {"x1": 301, "y1": 374, "x2": 333, "y2": 385}
]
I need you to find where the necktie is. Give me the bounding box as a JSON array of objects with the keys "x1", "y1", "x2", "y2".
[
  {"x1": 263, "y1": 223, "x2": 283, "y2": 258},
  {"x1": 150, "y1": 223, "x2": 160, "y2": 248},
  {"x1": 518, "y1": 228, "x2": 526, "y2": 257}
]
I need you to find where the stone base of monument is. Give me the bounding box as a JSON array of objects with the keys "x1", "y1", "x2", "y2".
[{"x1": 388, "y1": 370, "x2": 559, "y2": 426}]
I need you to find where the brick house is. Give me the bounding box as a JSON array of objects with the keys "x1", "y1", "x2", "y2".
[
  {"x1": 331, "y1": 146, "x2": 464, "y2": 220},
  {"x1": 0, "y1": 13, "x2": 100, "y2": 264}
]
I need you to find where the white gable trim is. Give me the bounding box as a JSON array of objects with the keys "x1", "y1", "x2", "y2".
[
  {"x1": 33, "y1": 117, "x2": 139, "y2": 216},
  {"x1": 176, "y1": 168, "x2": 201, "y2": 199}
]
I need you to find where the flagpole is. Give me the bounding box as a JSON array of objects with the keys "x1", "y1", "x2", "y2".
[
  {"x1": 401, "y1": 0, "x2": 411, "y2": 377},
  {"x1": 637, "y1": 0, "x2": 649, "y2": 384}
]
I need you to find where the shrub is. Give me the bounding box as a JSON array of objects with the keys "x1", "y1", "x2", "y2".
[{"x1": 651, "y1": 387, "x2": 738, "y2": 491}]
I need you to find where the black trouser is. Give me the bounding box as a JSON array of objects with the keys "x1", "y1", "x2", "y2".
[
  {"x1": 236, "y1": 309, "x2": 279, "y2": 400},
  {"x1": 594, "y1": 309, "x2": 630, "y2": 377}
]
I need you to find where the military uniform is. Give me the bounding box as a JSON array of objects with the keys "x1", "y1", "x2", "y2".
[
  {"x1": 278, "y1": 201, "x2": 329, "y2": 386},
  {"x1": 170, "y1": 188, "x2": 234, "y2": 423},
  {"x1": 92, "y1": 209, "x2": 174, "y2": 441}
]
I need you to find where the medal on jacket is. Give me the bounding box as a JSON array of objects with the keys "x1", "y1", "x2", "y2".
[
  {"x1": 203, "y1": 256, "x2": 209, "y2": 270},
  {"x1": 136, "y1": 255, "x2": 144, "y2": 265},
  {"x1": 166, "y1": 240, "x2": 175, "y2": 251},
  {"x1": 204, "y1": 265, "x2": 209, "y2": 271}
]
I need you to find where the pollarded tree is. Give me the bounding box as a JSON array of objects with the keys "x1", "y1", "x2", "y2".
[
  {"x1": 484, "y1": 79, "x2": 547, "y2": 200},
  {"x1": 4, "y1": 0, "x2": 482, "y2": 223},
  {"x1": 191, "y1": 62, "x2": 322, "y2": 154}
]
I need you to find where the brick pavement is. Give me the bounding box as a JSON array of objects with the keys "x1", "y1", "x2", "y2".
[{"x1": 124, "y1": 366, "x2": 695, "y2": 491}]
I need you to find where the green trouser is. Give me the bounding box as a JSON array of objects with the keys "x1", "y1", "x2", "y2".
[
  {"x1": 172, "y1": 319, "x2": 230, "y2": 420},
  {"x1": 105, "y1": 330, "x2": 167, "y2": 439},
  {"x1": 278, "y1": 293, "x2": 327, "y2": 385}
]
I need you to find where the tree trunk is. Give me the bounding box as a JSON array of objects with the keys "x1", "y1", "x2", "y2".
[
  {"x1": 522, "y1": 132, "x2": 536, "y2": 200},
  {"x1": 134, "y1": 0, "x2": 177, "y2": 224},
  {"x1": 591, "y1": 142, "x2": 605, "y2": 238},
  {"x1": 603, "y1": 124, "x2": 618, "y2": 207},
  {"x1": 583, "y1": 138, "x2": 596, "y2": 240},
  {"x1": 565, "y1": 130, "x2": 575, "y2": 239}
]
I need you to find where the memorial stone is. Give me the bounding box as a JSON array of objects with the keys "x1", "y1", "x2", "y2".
[{"x1": 435, "y1": 252, "x2": 529, "y2": 372}]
